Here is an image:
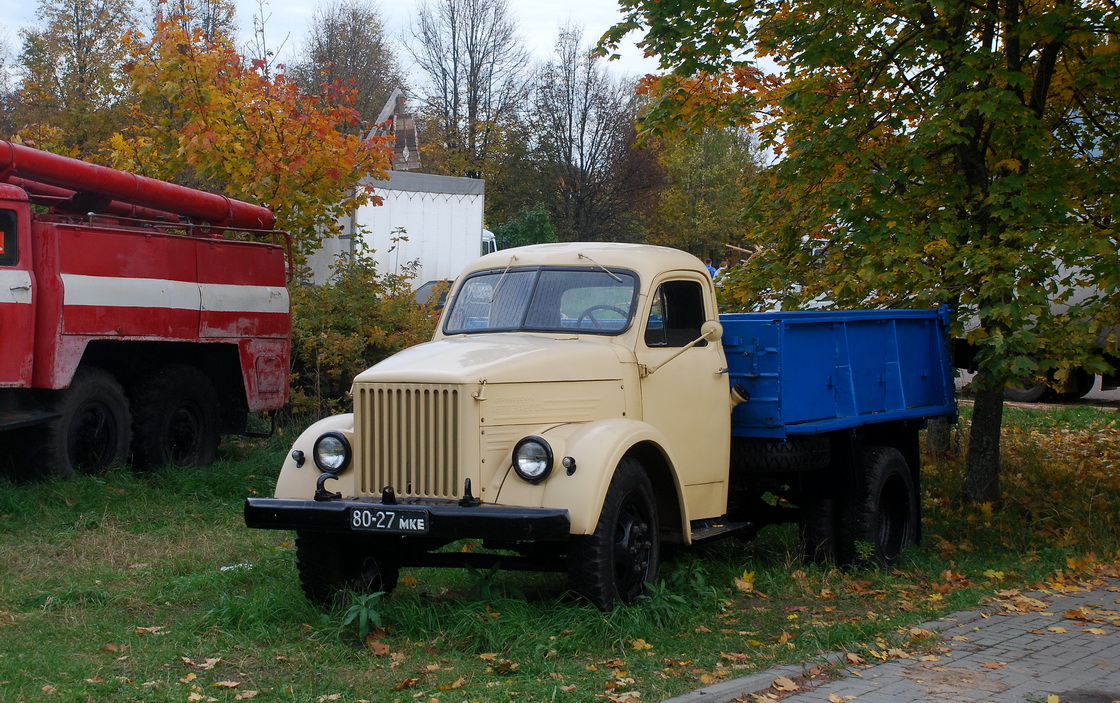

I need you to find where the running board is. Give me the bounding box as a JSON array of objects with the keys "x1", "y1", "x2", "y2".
[{"x1": 690, "y1": 517, "x2": 756, "y2": 544}]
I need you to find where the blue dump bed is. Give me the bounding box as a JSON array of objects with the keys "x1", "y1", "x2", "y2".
[{"x1": 721, "y1": 307, "x2": 956, "y2": 439}]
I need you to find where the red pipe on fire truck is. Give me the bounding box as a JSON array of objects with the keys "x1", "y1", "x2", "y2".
[{"x1": 0, "y1": 141, "x2": 291, "y2": 478}]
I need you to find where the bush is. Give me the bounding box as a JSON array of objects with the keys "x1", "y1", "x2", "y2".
[{"x1": 289, "y1": 247, "x2": 439, "y2": 416}]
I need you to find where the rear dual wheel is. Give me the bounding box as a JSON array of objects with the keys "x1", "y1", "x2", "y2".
[
  {"x1": 130, "y1": 364, "x2": 220, "y2": 468},
  {"x1": 836, "y1": 446, "x2": 917, "y2": 567}
]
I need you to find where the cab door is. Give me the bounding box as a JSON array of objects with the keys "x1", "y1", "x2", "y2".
[
  {"x1": 634, "y1": 275, "x2": 731, "y2": 520},
  {"x1": 0, "y1": 204, "x2": 35, "y2": 387}
]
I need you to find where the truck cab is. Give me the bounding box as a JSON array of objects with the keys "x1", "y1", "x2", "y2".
[{"x1": 0, "y1": 186, "x2": 33, "y2": 389}]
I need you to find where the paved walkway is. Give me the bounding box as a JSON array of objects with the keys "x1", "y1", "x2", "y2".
[{"x1": 668, "y1": 578, "x2": 1120, "y2": 703}]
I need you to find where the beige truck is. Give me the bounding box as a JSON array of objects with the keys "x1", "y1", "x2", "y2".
[{"x1": 246, "y1": 243, "x2": 956, "y2": 609}]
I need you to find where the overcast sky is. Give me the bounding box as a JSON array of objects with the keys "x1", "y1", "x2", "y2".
[{"x1": 2, "y1": 0, "x2": 659, "y2": 80}]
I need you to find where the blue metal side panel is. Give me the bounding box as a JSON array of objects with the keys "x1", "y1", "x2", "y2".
[{"x1": 722, "y1": 307, "x2": 956, "y2": 439}]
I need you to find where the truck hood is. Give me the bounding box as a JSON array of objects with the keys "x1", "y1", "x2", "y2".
[{"x1": 353, "y1": 334, "x2": 625, "y2": 385}]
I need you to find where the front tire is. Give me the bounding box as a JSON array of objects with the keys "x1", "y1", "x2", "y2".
[
  {"x1": 130, "y1": 364, "x2": 220, "y2": 468},
  {"x1": 295, "y1": 532, "x2": 400, "y2": 607},
  {"x1": 568, "y1": 458, "x2": 660, "y2": 610},
  {"x1": 837, "y1": 446, "x2": 917, "y2": 568},
  {"x1": 39, "y1": 367, "x2": 132, "y2": 479}
]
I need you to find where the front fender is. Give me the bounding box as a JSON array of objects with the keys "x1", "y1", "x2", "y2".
[
  {"x1": 493, "y1": 418, "x2": 688, "y2": 536},
  {"x1": 273, "y1": 414, "x2": 356, "y2": 499}
]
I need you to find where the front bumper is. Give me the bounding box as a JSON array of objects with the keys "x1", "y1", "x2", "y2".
[{"x1": 244, "y1": 497, "x2": 571, "y2": 542}]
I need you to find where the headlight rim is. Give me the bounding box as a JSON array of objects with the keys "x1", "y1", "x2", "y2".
[
  {"x1": 512, "y1": 436, "x2": 554, "y2": 483},
  {"x1": 312, "y1": 431, "x2": 352, "y2": 474}
]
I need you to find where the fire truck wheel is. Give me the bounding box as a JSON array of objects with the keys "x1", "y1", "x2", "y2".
[
  {"x1": 295, "y1": 531, "x2": 400, "y2": 607},
  {"x1": 130, "y1": 365, "x2": 220, "y2": 468},
  {"x1": 836, "y1": 446, "x2": 917, "y2": 568},
  {"x1": 40, "y1": 367, "x2": 132, "y2": 478},
  {"x1": 568, "y1": 458, "x2": 660, "y2": 610}
]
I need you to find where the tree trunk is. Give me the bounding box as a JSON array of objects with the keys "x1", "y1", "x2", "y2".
[
  {"x1": 925, "y1": 416, "x2": 953, "y2": 455},
  {"x1": 965, "y1": 387, "x2": 1004, "y2": 503}
]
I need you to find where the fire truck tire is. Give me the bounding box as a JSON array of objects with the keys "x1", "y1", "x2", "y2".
[
  {"x1": 295, "y1": 531, "x2": 399, "y2": 606},
  {"x1": 40, "y1": 367, "x2": 132, "y2": 478},
  {"x1": 567, "y1": 458, "x2": 660, "y2": 610},
  {"x1": 836, "y1": 446, "x2": 917, "y2": 568},
  {"x1": 130, "y1": 364, "x2": 220, "y2": 468}
]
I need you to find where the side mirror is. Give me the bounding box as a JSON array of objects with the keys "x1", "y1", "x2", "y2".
[{"x1": 701, "y1": 320, "x2": 723, "y2": 342}]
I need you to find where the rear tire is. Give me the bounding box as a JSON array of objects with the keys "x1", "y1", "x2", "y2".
[
  {"x1": 837, "y1": 446, "x2": 917, "y2": 568},
  {"x1": 799, "y1": 498, "x2": 836, "y2": 564},
  {"x1": 39, "y1": 367, "x2": 131, "y2": 478},
  {"x1": 295, "y1": 532, "x2": 400, "y2": 607},
  {"x1": 130, "y1": 364, "x2": 220, "y2": 468},
  {"x1": 568, "y1": 458, "x2": 660, "y2": 610}
]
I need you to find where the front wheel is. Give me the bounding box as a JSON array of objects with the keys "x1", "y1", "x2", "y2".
[
  {"x1": 295, "y1": 532, "x2": 400, "y2": 607},
  {"x1": 837, "y1": 446, "x2": 917, "y2": 568},
  {"x1": 38, "y1": 367, "x2": 132, "y2": 479},
  {"x1": 568, "y1": 458, "x2": 660, "y2": 610}
]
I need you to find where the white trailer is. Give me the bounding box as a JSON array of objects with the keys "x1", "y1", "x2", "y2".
[{"x1": 307, "y1": 171, "x2": 494, "y2": 291}]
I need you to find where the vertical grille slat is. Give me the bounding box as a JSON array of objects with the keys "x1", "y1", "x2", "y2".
[{"x1": 356, "y1": 384, "x2": 461, "y2": 499}]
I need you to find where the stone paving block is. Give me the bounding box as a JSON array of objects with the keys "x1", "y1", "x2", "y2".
[{"x1": 673, "y1": 577, "x2": 1120, "y2": 703}]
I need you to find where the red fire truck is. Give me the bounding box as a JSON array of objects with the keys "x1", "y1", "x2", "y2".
[{"x1": 0, "y1": 141, "x2": 291, "y2": 478}]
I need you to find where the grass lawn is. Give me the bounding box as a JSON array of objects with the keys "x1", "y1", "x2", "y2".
[{"x1": 1, "y1": 404, "x2": 1118, "y2": 702}]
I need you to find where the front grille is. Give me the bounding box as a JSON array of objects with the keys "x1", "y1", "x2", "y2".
[{"x1": 354, "y1": 384, "x2": 462, "y2": 499}]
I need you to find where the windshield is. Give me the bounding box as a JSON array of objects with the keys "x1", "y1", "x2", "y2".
[{"x1": 443, "y1": 267, "x2": 639, "y2": 335}]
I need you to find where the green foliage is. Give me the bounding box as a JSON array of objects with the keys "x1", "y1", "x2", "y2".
[
  {"x1": 606, "y1": 0, "x2": 1120, "y2": 502},
  {"x1": 491, "y1": 206, "x2": 557, "y2": 249},
  {"x1": 289, "y1": 246, "x2": 438, "y2": 416},
  {"x1": 13, "y1": 0, "x2": 137, "y2": 154},
  {"x1": 645, "y1": 127, "x2": 762, "y2": 260},
  {"x1": 342, "y1": 591, "x2": 385, "y2": 640}
]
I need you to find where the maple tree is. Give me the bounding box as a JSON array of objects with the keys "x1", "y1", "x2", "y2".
[
  {"x1": 111, "y1": 14, "x2": 392, "y2": 257},
  {"x1": 605, "y1": 0, "x2": 1120, "y2": 502}
]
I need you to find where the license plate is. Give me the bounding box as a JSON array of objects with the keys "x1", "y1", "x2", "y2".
[{"x1": 350, "y1": 507, "x2": 429, "y2": 534}]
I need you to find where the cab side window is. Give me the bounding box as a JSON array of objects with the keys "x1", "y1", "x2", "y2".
[
  {"x1": 645, "y1": 280, "x2": 706, "y2": 348},
  {"x1": 0, "y1": 210, "x2": 16, "y2": 266}
]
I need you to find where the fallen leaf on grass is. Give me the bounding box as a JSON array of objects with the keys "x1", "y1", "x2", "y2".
[
  {"x1": 772, "y1": 676, "x2": 799, "y2": 692},
  {"x1": 439, "y1": 676, "x2": 466, "y2": 690},
  {"x1": 630, "y1": 638, "x2": 653, "y2": 651},
  {"x1": 213, "y1": 681, "x2": 240, "y2": 688},
  {"x1": 365, "y1": 637, "x2": 390, "y2": 655},
  {"x1": 135, "y1": 626, "x2": 167, "y2": 635},
  {"x1": 392, "y1": 678, "x2": 420, "y2": 691},
  {"x1": 234, "y1": 692, "x2": 258, "y2": 700},
  {"x1": 182, "y1": 657, "x2": 222, "y2": 670}
]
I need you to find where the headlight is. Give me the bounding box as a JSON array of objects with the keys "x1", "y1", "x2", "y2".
[
  {"x1": 312, "y1": 432, "x2": 351, "y2": 474},
  {"x1": 513, "y1": 437, "x2": 553, "y2": 483}
]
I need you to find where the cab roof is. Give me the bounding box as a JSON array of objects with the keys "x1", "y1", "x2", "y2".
[{"x1": 464, "y1": 242, "x2": 707, "y2": 283}]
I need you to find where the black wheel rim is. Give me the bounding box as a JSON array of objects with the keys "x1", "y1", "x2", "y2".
[
  {"x1": 612, "y1": 497, "x2": 654, "y2": 601},
  {"x1": 67, "y1": 401, "x2": 119, "y2": 473},
  {"x1": 165, "y1": 402, "x2": 204, "y2": 465}
]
